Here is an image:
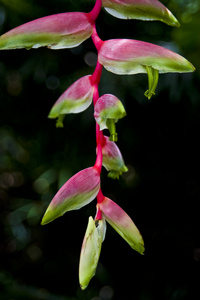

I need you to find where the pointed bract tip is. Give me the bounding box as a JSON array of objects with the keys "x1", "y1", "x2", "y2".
[
  {"x1": 79, "y1": 216, "x2": 105, "y2": 289},
  {"x1": 99, "y1": 197, "x2": 145, "y2": 254},
  {"x1": 102, "y1": 0, "x2": 181, "y2": 28}
]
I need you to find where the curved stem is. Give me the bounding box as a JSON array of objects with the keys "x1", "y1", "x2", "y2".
[
  {"x1": 91, "y1": 24, "x2": 103, "y2": 52},
  {"x1": 89, "y1": 0, "x2": 102, "y2": 23}
]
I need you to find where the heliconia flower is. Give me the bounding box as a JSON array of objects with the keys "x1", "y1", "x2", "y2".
[
  {"x1": 79, "y1": 216, "x2": 106, "y2": 290},
  {"x1": 41, "y1": 167, "x2": 100, "y2": 225},
  {"x1": 101, "y1": 0, "x2": 180, "y2": 27},
  {"x1": 0, "y1": 12, "x2": 93, "y2": 50},
  {"x1": 98, "y1": 39, "x2": 195, "y2": 99},
  {"x1": 48, "y1": 75, "x2": 94, "y2": 127},
  {"x1": 98, "y1": 197, "x2": 145, "y2": 254},
  {"x1": 101, "y1": 136, "x2": 128, "y2": 179},
  {"x1": 144, "y1": 66, "x2": 159, "y2": 99},
  {"x1": 94, "y1": 94, "x2": 126, "y2": 141}
]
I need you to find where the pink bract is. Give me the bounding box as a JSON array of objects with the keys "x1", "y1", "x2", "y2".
[
  {"x1": 94, "y1": 94, "x2": 126, "y2": 130},
  {"x1": 98, "y1": 39, "x2": 195, "y2": 75},
  {"x1": 0, "y1": 12, "x2": 94, "y2": 50},
  {"x1": 101, "y1": 136, "x2": 128, "y2": 178},
  {"x1": 49, "y1": 75, "x2": 94, "y2": 119},
  {"x1": 41, "y1": 167, "x2": 100, "y2": 225},
  {"x1": 98, "y1": 197, "x2": 144, "y2": 254},
  {"x1": 102, "y1": 0, "x2": 180, "y2": 27}
]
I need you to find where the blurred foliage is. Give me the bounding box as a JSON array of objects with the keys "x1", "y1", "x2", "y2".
[{"x1": 0, "y1": 0, "x2": 200, "y2": 299}]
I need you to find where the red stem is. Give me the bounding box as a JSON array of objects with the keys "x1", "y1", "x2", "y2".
[
  {"x1": 94, "y1": 142, "x2": 102, "y2": 174},
  {"x1": 97, "y1": 188, "x2": 104, "y2": 203},
  {"x1": 93, "y1": 78, "x2": 105, "y2": 173},
  {"x1": 89, "y1": 8, "x2": 106, "y2": 214},
  {"x1": 91, "y1": 60, "x2": 103, "y2": 86},
  {"x1": 93, "y1": 81, "x2": 100, "y2": 105},
  {"x1": 93, "y1": 83, "x2": 105, "y2": 145},
  {"x1": 91, "y1": 24, "x2": 103, "y2": 52},
  {"x1": 95, "y1": 205, "x2": 102, "y2": 220},
  {"x1": 89, "y1": 0, "x2": 102, "y2": 23},
  {"x1": 96, "y1": 189, "x2": 105, "y2": 220}
]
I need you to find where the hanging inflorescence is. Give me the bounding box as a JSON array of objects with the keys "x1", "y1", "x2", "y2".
[{"x1": 0, "y1": 0, "x2": 195, "y2": 290}]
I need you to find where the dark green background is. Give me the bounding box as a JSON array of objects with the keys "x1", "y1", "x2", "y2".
[{"x1": 0, "y1": 0, "x2": 200, "y2": 299}]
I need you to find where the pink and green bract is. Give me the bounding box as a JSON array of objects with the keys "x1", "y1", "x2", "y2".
[
  {"x1": 41, "y1": 167, "x2": 101, "y2": 225},
  {"x1": 48, "y1": 75, "x2": 95, "y2": 127},
  {"x1": 98, "y1": 196, "x2": 144, "y2": 253},
  {"x1": 101, "y1": 0, "x2": 180, "y2": 26},
  {"x1": 0, "y1": 0, "x2": 195, "y2": 290},
  {"x1": 94, "y1": 93, "x2": 126, "y2": 141},
  {"x1": 98, "y1": 39, "x2": 194, "y2": 74},
  {"x1": 0, "y1": 12, "x2": 94, "y2": 50}
]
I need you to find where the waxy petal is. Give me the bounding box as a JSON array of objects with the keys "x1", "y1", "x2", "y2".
[
  {"x1": 94, "y1": 94, "x2": 126, "y2": 141},
  {"x1": 48, "y1": 75, "x2": 94, "y2": 126},
  {"x1": 41, "y1": 167, "x2": 100, "y2": 225},
  {"x1": 102, "y1": 0, "x2": 180, "y2": 27},
  {"x1": 101, "y1": 136, "x2": 128, "y2": 179},
  {"x1": 98, "y1": 39, "x2": 195, "y2": 75},
  {"x1": 98, "y1": 197, "x2": 144, "y2": 254},
  {"x1": 79, "y1": 216, "x2": 105, "y2": 290},
  {"x1": 0, "y1": 12, "x2": 93, "y2": 50}
]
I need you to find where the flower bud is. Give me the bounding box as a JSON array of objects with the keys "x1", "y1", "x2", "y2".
[
  {"x1": 98, "y1": 197, "x2": 144, "y2": 254},
  {"x1": 102, "y1": 0, "x2": 180, "y2": 27},
  {"x1": 79, "y1": 216, "x2": 105, "y2": 290},
  {"x1": 144, "y1": 66, "x2": 159, "y2": 99},
  {"x1": 0, "y1": 12, "x2": 93, "y2": 50},
  {"x1": 41, "y1": 167, "x2": 100, "y2": 225},
  {"x1": 94, "y1": 94, "x2": 126, "y2": 141},
  {"x1": 101, "y1": 136, "x2": 128, "y2": 179}
]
